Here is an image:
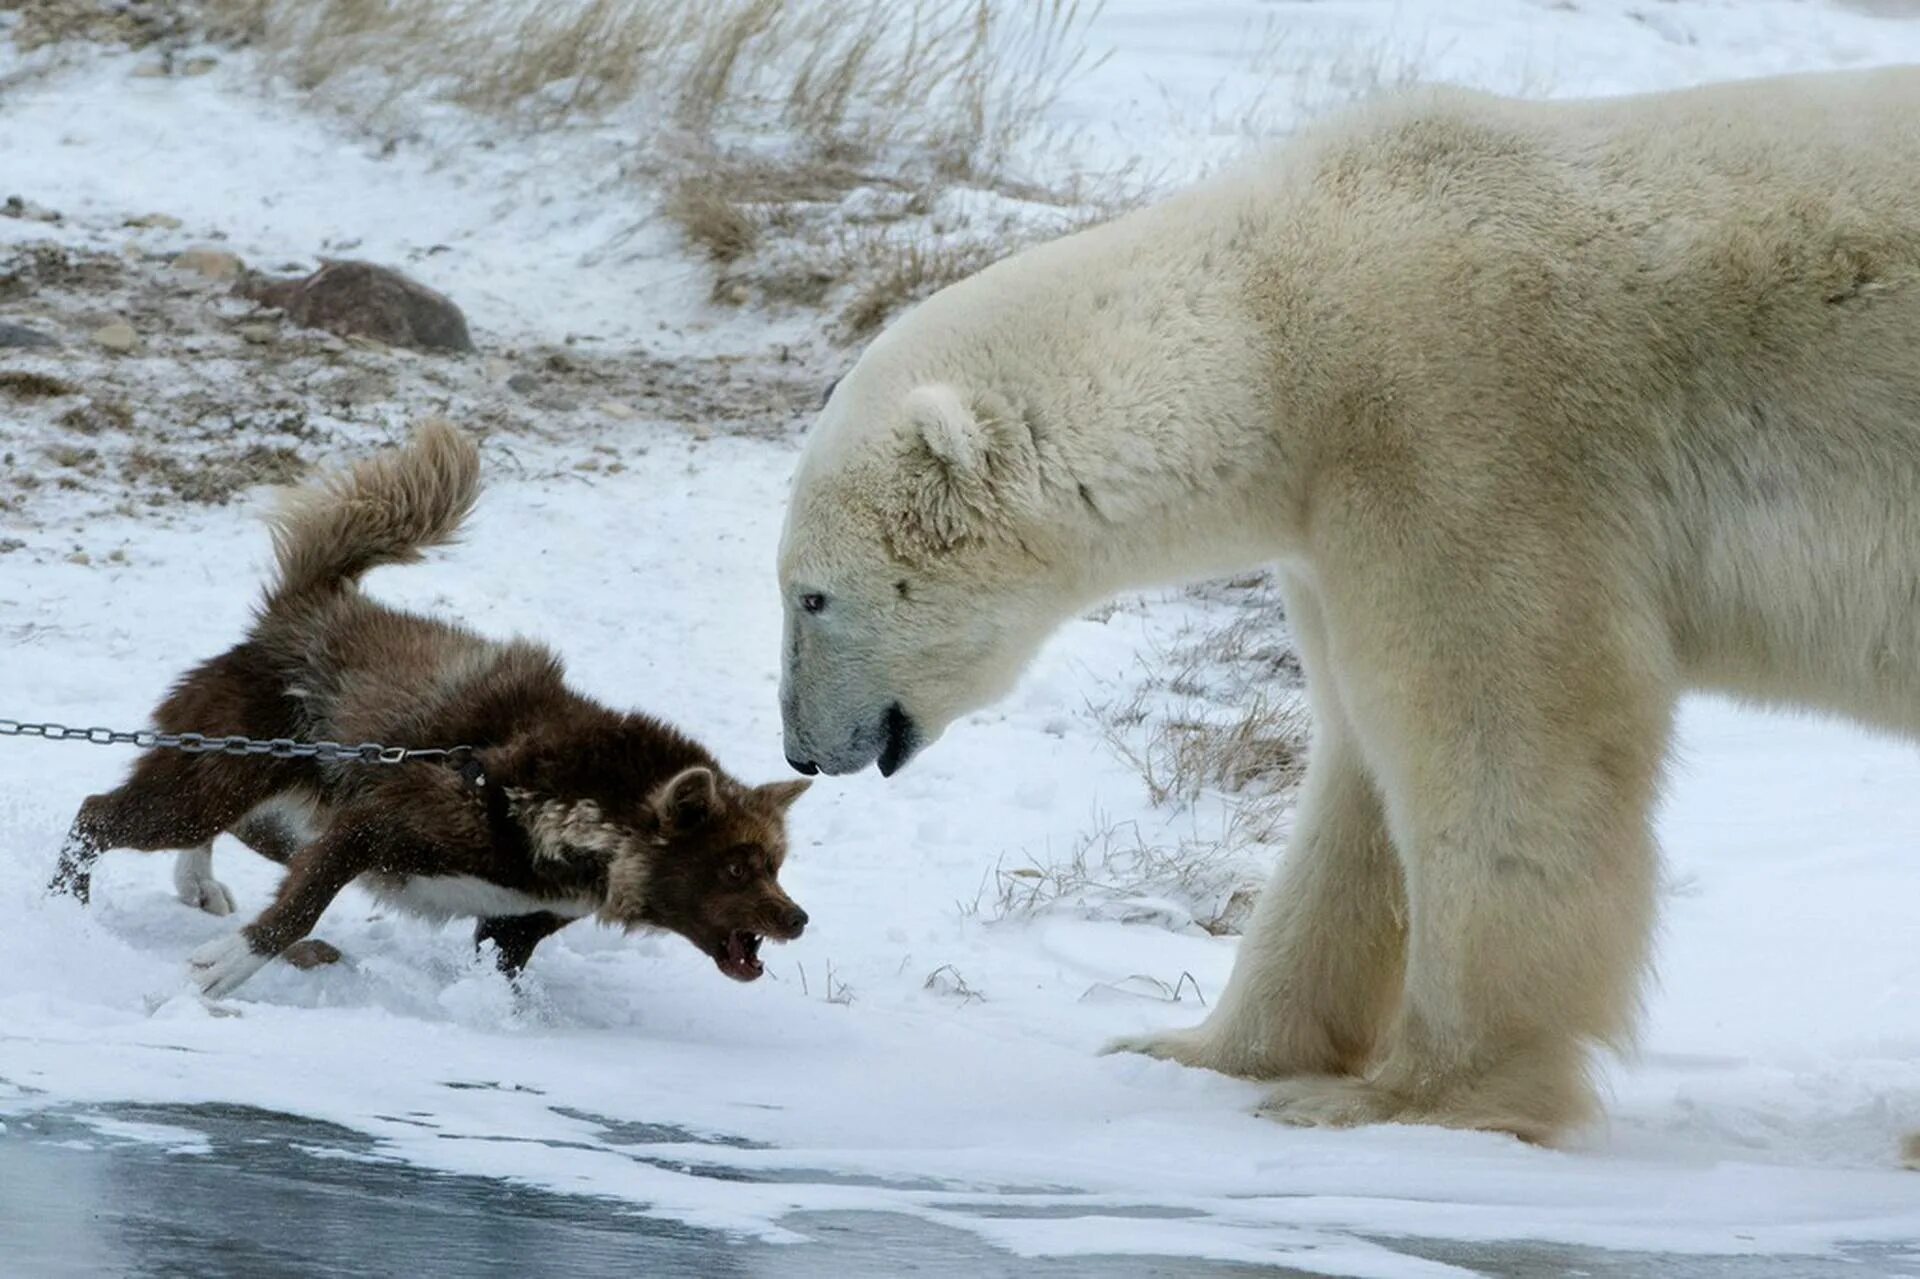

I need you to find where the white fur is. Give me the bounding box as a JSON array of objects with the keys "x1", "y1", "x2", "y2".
[
  {"x1": 171, "y1": 844, "x2": 236, "y2": 917},
  {"x1": 359, "y1": 873, "x2": 598, "y2": 924},
  {"x1": 779, "y1": 68, "x2": 1920, "y2": 1147},
  {"x1": 237, "y1": 790, "x2": 326, "y2": 847},
  {"x1": 503, "y1": 789, "x2": 634, "y2": 862},
  {"x1": 187, "y1": 934, "x2": 270, "y2": 999}
]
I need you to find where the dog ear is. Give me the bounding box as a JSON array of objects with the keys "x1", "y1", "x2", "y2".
[
  {"x1": 894, "y1": 383, "x2": 1038, "y2": 552},
  {"x1": 653, "y1": 766, "x2": 718, "y2": 830},
  {"x1": 754, "y1": 778, "x2": 811, "y2": 812}
]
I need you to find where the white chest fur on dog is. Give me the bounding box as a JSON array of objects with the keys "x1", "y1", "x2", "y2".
[{"x1": 359, "y1": 873, "x2": 599, "y2": 923}]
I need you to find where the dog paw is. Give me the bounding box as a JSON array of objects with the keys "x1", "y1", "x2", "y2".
[
  {"x1": 173, "y1": 849, "x2": 236, "y2": 916},
  {"x1": 177, "y1": 877, "x2": 237, "y2": 917},
  {"x1": 188, "y1": 934, "x2": 270, "y2": 998}
]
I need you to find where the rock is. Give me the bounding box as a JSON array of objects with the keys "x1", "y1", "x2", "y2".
[
  {"x1": 237, "y1": 260, "x2": 474, "y2": 353},
  {"x1": 92, "y1": 321, "x2": 138, "y2": 353},
  {"x1": 235, "y1": 322, "x2": 276, "y2": 345},
  {"x1": 65, "y1": 551, "x2": 91, "y2": 567},
  {"x1": 505, "y1": 372, "x2": 539, "y2": 395},
  {"x1": 125, "y1": 212, "x2": 182, "y2": 230},
  {"x1": 2, "y1": 195, "x2": 61, "y2": 223},
  {"x1": 171, "y1": 246, "x2": 244, "y2": 282},
  {"x1": 282, "y1": 939, "x2": 343, "y2": 969},
  {"x1": 181, "y1": 57, "x2": 219, "y2": 77},
  {"x1": 0, "y1": 322, "x2": 57, "y2": 349},
  {"x1": 596, "y1": 399, "x2": 638, "y2": 420}
]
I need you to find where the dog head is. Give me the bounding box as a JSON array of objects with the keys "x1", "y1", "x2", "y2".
[
  {"x1": 609, "y1": 766, "x2": 811, "y2": 981},
  {"x1": 498, "y1": 720, "x2": 811, "y2": 982}
]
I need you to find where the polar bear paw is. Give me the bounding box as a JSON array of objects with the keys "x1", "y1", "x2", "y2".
[
  {"x1": 1257, "y1": 1076, "x2": 1404, "y2": 1129},
  {"x1": 173, "y1": 846, "x2": 237, "y2": 917},
  {"x1": 1101, "y1": 1025, "x2": 1228, "y2": 1072},
  {"x1": 188, "y1": 933, "x2": 271, "y2": 998}
]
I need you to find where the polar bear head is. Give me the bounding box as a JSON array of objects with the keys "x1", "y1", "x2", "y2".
[{"x1": 777, "y1": 365, "x2": 1077, "y2": 777}]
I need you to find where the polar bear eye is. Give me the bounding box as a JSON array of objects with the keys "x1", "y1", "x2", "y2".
[{"x1": 800, "y1": 593, "x2": 826, "y2": 614}]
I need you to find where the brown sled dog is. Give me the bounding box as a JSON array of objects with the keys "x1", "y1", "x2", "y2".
[{"x1": 50, "y1": 421, "x2": 810, "y2": 997}]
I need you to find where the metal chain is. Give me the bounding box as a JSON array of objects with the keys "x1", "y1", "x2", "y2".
[{"x1": 0, "y1": 718, "x2": 474, "y2": 769}]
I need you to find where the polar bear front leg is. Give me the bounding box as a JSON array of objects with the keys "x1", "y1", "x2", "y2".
[
  {"x1": 1106, "y1": 725, "x2": 1405, "y2": 1076},
  {"x1": 1256, "y1": 553, "x2": 1671, "y2": 1144},
  {"x1": 1106, "y1": 582, "x2": 1408, "y2": 1079}
]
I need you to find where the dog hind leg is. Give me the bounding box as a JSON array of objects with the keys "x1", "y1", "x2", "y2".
[{"x1": 171, "y1": 844, "x2": 237, "y2": 917}]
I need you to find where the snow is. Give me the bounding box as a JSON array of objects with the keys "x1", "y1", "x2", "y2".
[{"x1": 5, "y1": 1, "x2": 1920, "y2": 1274}]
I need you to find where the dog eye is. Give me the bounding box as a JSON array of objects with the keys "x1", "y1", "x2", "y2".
[
  {"x1": 799, "y1": 593, "x2": 826, "y2": 614},
  {"x1": 725, "y1": 861, "x2": 747, "y2": 882}
]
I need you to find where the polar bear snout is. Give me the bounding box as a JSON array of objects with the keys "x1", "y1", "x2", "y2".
[{"x1": 782, "y1": 696, "x2": 918, "y2": 778}]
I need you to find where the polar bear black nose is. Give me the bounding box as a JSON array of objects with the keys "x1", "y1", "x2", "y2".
[{"x1": 786, "y1": 755, "x2": 820, "y2": 776}]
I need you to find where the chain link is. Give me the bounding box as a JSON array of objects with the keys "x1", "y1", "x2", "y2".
[{"x1": 0, "y1": 718, "x2": 474, "y2": 770}]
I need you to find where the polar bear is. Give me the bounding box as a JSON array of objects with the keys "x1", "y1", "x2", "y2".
[{"x1": 776, "y1": 68, "x2": 1920, "y2": 1144}]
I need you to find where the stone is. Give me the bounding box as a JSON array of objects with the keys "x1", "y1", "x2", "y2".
[
  {"x1": 2, "y1": 195, "x2": 61, "y2": 223},
  {"x1": 92, "y1": 321, "x2": 138, "y2": 353},
  {"x1": 236, "y1": 323, "x2": 276, "y2": 345},
  {"x1": 506, "y1": 372, "x2": 540, "y2": 394},
  {"x1": 596, "y1": 399, "x2": 638, "y2": 420},
  {"x1": 0, "y1": 322, "x2": 57, "y2": 349},
  {"x1": 237, "y1": 259, "x2": 474, "y2": 354},
  {"x1": 125, "y1": 212, "x2": 182, "y2": 230},
  {"x1": 171, "y1": 247, "x2": 244, "y2": 282},
  {"x1": 282, "y1": 939, "x2": 343, "y2": 969}
]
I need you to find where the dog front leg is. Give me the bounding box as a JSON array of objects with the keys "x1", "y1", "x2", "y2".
[
  {"x1": 189, "y1": 814, "x2": 387, "y2": 998},
  {"x1": 475, "y1": 912, "x2": 570, "y2": 977}
]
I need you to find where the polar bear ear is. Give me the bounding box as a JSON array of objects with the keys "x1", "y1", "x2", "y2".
[{"x1": 896, "y1": 383, "x2": 1036, "y2": 551}]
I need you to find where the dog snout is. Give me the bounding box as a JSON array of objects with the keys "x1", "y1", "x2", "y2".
[
  {"x1": 776, "y1": 903, "x2": 809, "y2": 938},
  {"x1": 786, "y1": 754, "x2": 820, "y2": 776}
]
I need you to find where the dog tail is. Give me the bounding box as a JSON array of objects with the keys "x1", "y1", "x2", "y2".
[{"x1": 264, "y1": 419, "x2": 480, "y2": 609}]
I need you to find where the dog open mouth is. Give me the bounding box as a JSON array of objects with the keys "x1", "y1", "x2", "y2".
[{"x1": 714, "y1": 929, "x2": 764, "y2": 981}]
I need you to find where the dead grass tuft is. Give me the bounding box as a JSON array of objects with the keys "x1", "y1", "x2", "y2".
[
  {"x1": 836, "y1": 233, "x2": 1004, "y2": 337},
  {"x1": 122, "y1": 444, "x2": 308, "y2": 505},
  {"x1": 663, "y1": 173, "x2": 764, "y2": 264},
  {"x1": 4, "y1": 0, "x2": 195, "y2": 52},
  {"x1": 0, "y1": 370, "x2": 78, "y2": 400},
  {"x1": 977, "y1": 808, "x2": 1272, "y2": 937},
  {"x1": 999, "y1": 573, "x2": 1310, "y2": 937}
]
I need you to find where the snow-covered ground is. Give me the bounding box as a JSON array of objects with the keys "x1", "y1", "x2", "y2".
[{"x1": 5, "y1": 2, "x2": 1920, "y2": 1275}]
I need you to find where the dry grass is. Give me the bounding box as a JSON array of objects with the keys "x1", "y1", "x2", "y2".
[
  {"x1": 205, "y1": 0, "x2": 1104, "y2": 175},
  {"x1": 1098, "y1": 574, "x2": 1308, "y2": 808},
  {"x1": 663, "y1": 173, "x2": 765, "y2": 264},
  {"x1": 0, "y1": 370, "x2": 79, "y2": 400},
  {"x1": 121, "y1": 443, "x2": 308, "y2": 505},
  {"x1": 4, "y1": 0, "x2": 195, "y2": 52},
  {"x1": 1106, "y1": 691, "x2": 1308, "y2": 809},
  {"x1": 196, "y1": 0, "x2": 1120, "y2": 335},
  {"x1": 975, "y1": 807, "x2": 1272, "y2": 937},
  {"x1": 836, "y1": 233, "x2": 1004, "y2": 337},
  {"x1": 983, "y1": 572, "x2": 1310, "y2": 937}
]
